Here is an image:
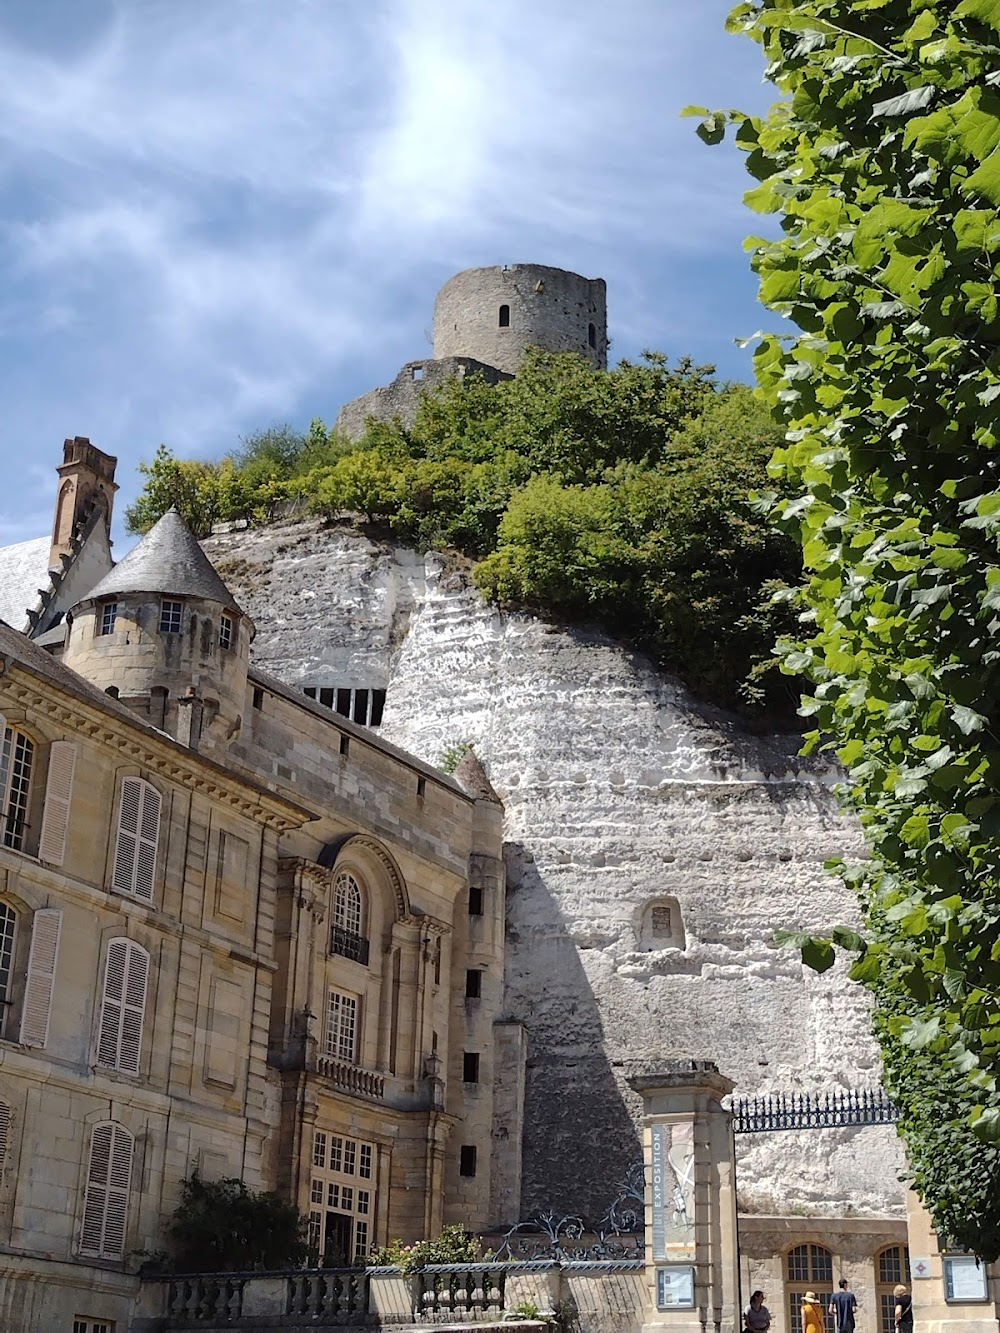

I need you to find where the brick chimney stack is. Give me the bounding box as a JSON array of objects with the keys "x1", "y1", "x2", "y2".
[{"x1": 49, "y1": 436, "x2": 118, "y2": 569}]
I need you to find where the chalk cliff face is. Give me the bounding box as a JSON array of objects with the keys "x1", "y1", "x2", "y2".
[{"x1": 203, "y1": 518, "x2": 907, "y2": 1223}]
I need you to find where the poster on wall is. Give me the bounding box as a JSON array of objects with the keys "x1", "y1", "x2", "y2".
[
  {"x1": 656, "y1": 1265, "x2": 696, "y2": 1310},
  {"x1": 943, "y1": 1256, "x2": 988, "y2": 1303},
  {"x1": 650, "y1": 1121, "x2": 696, "y2": 1262}
]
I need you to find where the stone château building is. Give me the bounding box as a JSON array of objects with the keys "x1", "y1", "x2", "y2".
[{"x1": 0, "y1": 449, "x2": 509, "y2": 1329}]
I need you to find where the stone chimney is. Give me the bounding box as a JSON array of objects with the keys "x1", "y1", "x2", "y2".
[{"x1": 50, "y1": 436, "x2": 118, "y2": 569}]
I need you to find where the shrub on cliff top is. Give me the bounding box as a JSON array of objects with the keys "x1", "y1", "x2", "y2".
[{"x1": 125, "y1": 350, "x2": 799, "y2": 715}]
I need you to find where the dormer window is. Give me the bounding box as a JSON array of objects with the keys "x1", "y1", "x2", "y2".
[
  {"x1": 159, "y1": 600, "x2": 182, "y2": 634},
  {"x1": 98, "y1": 602, "x2": 118, "y2": 636},
  {"x1": 219, "y1": 614, "x2": 234, "y2": 650}
]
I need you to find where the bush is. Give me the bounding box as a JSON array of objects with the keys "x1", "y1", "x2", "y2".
[
  {"x1": 368, "y1": 1223, "x2": 479, "y2": 1271},
  {"x1": 167, "y1": 1173, "x2": 306, "y2": 1273}
]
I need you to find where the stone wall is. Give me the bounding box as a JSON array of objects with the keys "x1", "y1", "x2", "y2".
[
  {"x1": 335, "y1": 357, "x2": 509, "y2": 440},
  {"x1": 200, "y1": 519, "x2": 908, "y2": 1227},
  {"x1": 433, "y1": 264, "x2": 608, "y2": 373}
]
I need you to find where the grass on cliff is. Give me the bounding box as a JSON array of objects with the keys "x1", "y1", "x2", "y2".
[{"x1": 125, "y1": 350, "x2": 800, "y2": 715}]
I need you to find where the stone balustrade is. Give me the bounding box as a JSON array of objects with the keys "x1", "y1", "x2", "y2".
[
  {"x1": 133, "y1": 1258, "x2": 645, "y2": 1331},
  {"x1": 314, "y1": 1053, "x2": 386, "y2": 1100}
]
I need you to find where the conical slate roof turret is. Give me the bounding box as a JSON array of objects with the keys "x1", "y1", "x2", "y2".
[{"x1": 84, "y1": 508, "x2": 243, "y2": 612}]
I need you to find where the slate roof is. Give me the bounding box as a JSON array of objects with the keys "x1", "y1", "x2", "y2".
[
  {"x1": 0, "y1": 535, "x2": 51, "y2": 632},
  {"x1": 85, "y1": 508, "x2": 243, "y2": 612}
]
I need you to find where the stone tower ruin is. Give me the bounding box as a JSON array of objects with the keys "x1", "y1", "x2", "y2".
[
  {"x1": 432, "y1": 264, "x2": 607, "y2": 374},
  {"x1": 335, "y1": 263, "x2": 607, "y2": 438}
]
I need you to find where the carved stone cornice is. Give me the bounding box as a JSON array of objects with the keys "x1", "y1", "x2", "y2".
[
  {"x1": 1, "y1": 673, "x2": 311, "y2": 832},
  {"x1": 334, "y1": 834, "x2": 411, "y2": 920},
  {"x1": 277, "y1": 856, "x2": 329, "y2": 918}
]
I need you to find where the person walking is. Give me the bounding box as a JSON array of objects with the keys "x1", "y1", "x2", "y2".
[
  {"x1": 744, "y1": 1290, "x2": 771, "y2": 1333},
  {"x1": 801, "y1": 1292, "x2": 825, "y2": 1333},
  {"x1": 830, "y1": 1278, "x2": 857, "y2": 1333},
  {"x1": 894, "y1": 1284, "x2": 913, "y2": 1333}
]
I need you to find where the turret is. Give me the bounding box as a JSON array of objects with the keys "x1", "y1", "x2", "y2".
[{"x1": 61, "y1": 509, "x2": 251, "y2": 750}]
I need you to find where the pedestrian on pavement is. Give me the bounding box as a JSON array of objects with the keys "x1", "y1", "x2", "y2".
[
  {"x1": 830, "y1": 1278, "x2": 857, "y2": 1333},
  {"x1": 894, "y1": 1285, "x2": 913, "y2": 1333},
  {"x1": 801, "y1": 1291, "x2": 825, "y2": 1333},
  {"x1": 744, "y1": 1290, "x2": 771, "y2": 1333}
]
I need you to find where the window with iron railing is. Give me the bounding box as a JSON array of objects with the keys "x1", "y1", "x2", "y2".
[{"x1": 330, "y1": 872, "x2": 370, "y2": 964}]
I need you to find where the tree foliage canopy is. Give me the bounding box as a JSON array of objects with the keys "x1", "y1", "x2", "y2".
[
  {"x1": 167, "y1": 1173, "x2": 306, "y2": 1272},
  {"x1": 710, "y1": 0, "x2": 1000, "y2": 1256},
  {"x1": 125, "y1": 350, "x2": 799, "y2": 713}
]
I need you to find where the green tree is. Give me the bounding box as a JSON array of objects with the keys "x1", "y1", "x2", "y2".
[
  {"x1": 124, "y1": 446, "x2": 224, "y2": 536},
  {"x1": 167, "y1": 1173, "x2": 306, "y2": 1273},
  {"x1": 708, "y1": 0, "x2": 1000, "y2": 1254}
]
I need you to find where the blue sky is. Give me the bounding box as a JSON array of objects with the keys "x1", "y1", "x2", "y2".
[{"x1": 0, "y1": 0, "x2": 779, "y2": 550}]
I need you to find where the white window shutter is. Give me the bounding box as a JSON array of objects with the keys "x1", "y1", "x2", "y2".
[
  {"x1": 134, "y1": 783, "x2": 160, "y2": 901},
  {"x1": 97, "y1": 939, "x2": 148, "y2": 1075},
  {"x1": 80, "y1": 1122, "x2": 133, "y2": 1260},
  {"x1": 112, "y1": 779, "x2": 160, "y2": 901},
  {"x1": 0, "y1": 1100, "x2": 10, "y2": 1169},
  {"x1": 19, "y1": 909, "x2": 62, "y2": 1047},
  {"x1": 38, "y1": 741, "x2": 76, "y2": 866}
]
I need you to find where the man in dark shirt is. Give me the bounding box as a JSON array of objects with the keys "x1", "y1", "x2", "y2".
[{"x1": 830, "y1": 1279, "x2": 857, "y2": 1333}]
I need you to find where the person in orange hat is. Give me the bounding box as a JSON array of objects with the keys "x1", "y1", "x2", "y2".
[{"x1": 801, "y1": 1292, "x2": 825, "y2": 1333}]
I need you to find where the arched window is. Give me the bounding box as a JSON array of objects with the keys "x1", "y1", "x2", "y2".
[
  {"x1": 0, "y1": 905, "x2": 15, "y2": 1039},
  {"x1": 786, "y1": 1244, "x2": 835, "y2": 1333},
  {"x1": 331, "y1": 873, "x2": 369, "y2": 964},
  {"x1": 588, "y1": 322, "x2": 597, "y2": 349},
  {"x1": 79, "y1": 1121, "x2": 134, "y2": 1260},
  {"x1": 877, "y1": 1246, "x2": 911, "y2": 1333},
  {"x1": 0, "y1": 725, "x2": 34, "y2": 852},
  {"x1": 111, "y1": 778, "x2": 161, "y2": 902},
  {"x1": 498, "y1": 304, "x2": 510, "y2": 328}
]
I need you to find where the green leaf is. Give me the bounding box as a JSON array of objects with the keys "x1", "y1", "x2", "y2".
[
  {"x1": 971, "y1": 1107, "x2": 1000, "y2": 1144},
  {"x1": 952, "y1": 705, "x2": 986, "y2": 734},
  {"x1": 871, "y1": 85, "x2": 934, "y2": 120},
  {"x1": 802, "y1": 937, "x2": 836, "y2": 973}
]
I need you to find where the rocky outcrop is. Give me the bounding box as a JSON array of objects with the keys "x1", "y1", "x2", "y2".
[{"x1": 202, "y1": 518, "x2": 906, "y2": 1224}]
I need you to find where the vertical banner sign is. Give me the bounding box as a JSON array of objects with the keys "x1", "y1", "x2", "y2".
[
  {"x1": 651, "y1": 1120, "x2": 697, "y2": 1263},
  {"x1": 651, "y1": 1122, "x2": 667, "y2": 1260}
]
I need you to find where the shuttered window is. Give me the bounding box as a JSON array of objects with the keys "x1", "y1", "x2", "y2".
[
  {"x1": 0, "y1": 904, "x2": 15, "y2": 1040},
  {"x1": 79, "y1": 1121, "x2": 133, "y2": 1260},
  {"x1": 38, "y1": 741, "x2": 76, "y2": 866},
  {"x1": 0, "y1": 1099, "x2": 10, "y2": 1169},
  {"x1": 19, "y1": 909, "x2": 62, "y2": 1047},
  {"x1": 96, "y1": 939, "x2": 149, "y2": 1075},
  {"x1": 111, "y1": 778, "x2": 160, "y2": 902}
]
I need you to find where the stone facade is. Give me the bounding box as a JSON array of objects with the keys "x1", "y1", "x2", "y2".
[
  {"x1": 200, "y1": 518, "x2": 908, "y2": 1228},
  {"x1": 0, "y1": 501, "x2": 508, "y2": 1328}
]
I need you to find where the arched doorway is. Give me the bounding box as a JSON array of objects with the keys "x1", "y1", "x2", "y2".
[
  {"x1": 876, "y1": 1246, "x2": 911, "y2": 1333},
  {"x1": 786, "y1": 1244, "x2": 835, "y2": 1333}
]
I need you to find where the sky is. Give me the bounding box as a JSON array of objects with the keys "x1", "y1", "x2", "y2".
[{"x1": 0, "y1": 0, "x2": 780, "y2": 551}]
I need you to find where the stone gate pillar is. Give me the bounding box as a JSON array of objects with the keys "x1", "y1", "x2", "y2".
[{"x1": 627, "y1": 1060, "x2": 739, "y2": 1333}]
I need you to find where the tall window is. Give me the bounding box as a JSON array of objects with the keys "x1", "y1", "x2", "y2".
[
  {"x1": 219, "y1": 614, "x2": 234, "y2": 650},
  {"x1": 0, "y1": 904, "x2": 15, "y2": 1039},
  {"x1": 96, "y1": 939, "x2": 150, "y2": 1076},
  {"x1": 159, "y1": 600, "x2": 182, "y2": 633},
  {"x1": 877, "y1": 1246, "x2": 912, "y2": 1333},
  {"x1": 326, "y1": 989, "x2": 359, "y2": 1063},
  {"x1": 786, "y1": 1245, "x2": 835, "y2": 1333},
  {"x1": 99, "y1": 602, "x2": 118, "y2": 636},
  {"x1": 309, "y1": 1129, "x2": 376, "y2": 1264},
  {"x1": 588, "y1": 321, "x2": 597, "y2": 349},
  {"x1": 111, "y1": 778, "x2": 161, "y2": 902},
  {"x1": 330, "y1": 872, "x2": 369, "y2": 963},
  {"x1": 498, "y1": 304, "x2": 510, "y2": 328},
  {"x1": 79, "y1": 1121, "x2": 134, "y2": 1260},
  {"x1": 0, "y1": 727, "x2": 34, "y2": 852}
]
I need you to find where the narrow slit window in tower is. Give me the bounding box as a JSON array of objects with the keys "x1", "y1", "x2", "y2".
[
  {"x1": 498, "y1": 304, "x2": 510, "y2": 328},
  {"x1": 588, "y1": 322, "x2": 597, "y2": 349}
]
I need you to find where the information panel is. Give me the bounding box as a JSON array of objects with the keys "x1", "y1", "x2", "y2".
[
  {"x1": 650, "y1": 1120, "x2": 696, "y2": 1263},
  {"x1": 656, "y1": 1265, "x2": 696, "y2": 1310},
  {"x1": 944, "y1": 1256, "x2": 989, "y2": 1303}
]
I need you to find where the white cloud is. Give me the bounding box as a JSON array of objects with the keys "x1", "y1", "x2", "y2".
[{"x1": 0, "y1": 0, "x2": 779, "y2": 545}]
